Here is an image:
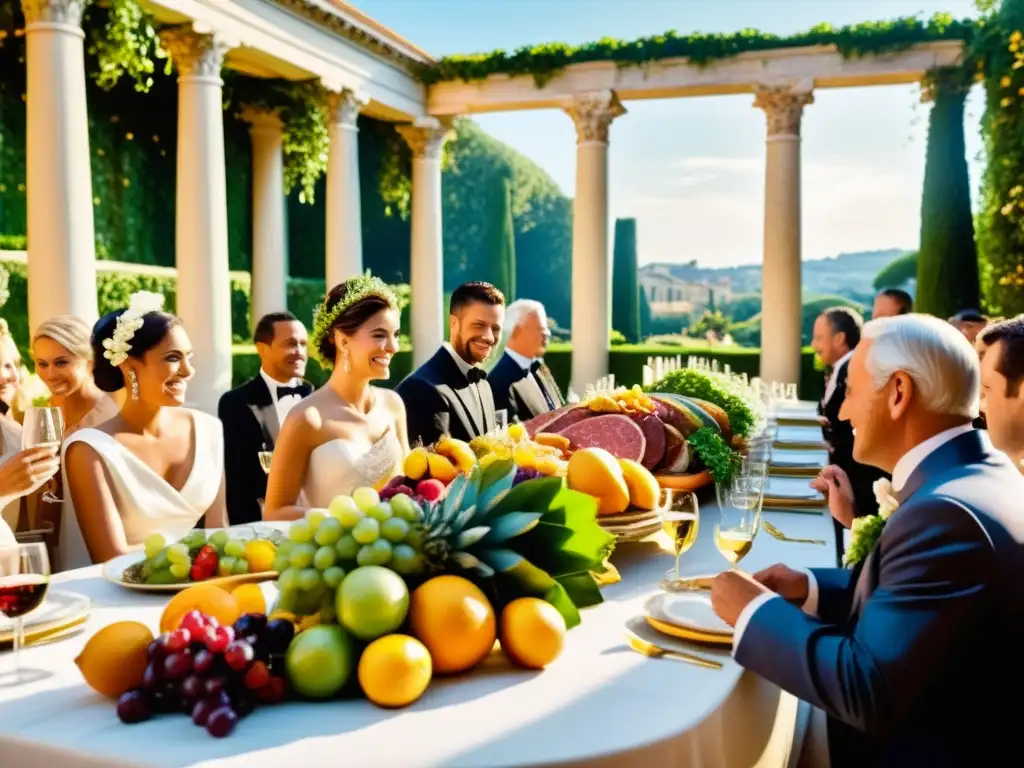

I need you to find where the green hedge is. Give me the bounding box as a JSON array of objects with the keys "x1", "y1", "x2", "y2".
[{"x1": 231, "y1": 342, "x2": 824, "y2": 402}]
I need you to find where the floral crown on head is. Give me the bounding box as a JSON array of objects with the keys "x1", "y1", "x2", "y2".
[
  {"x1": 102, "y1": 291, "x2": 166, "y2": 368},
  {"x1": 309, "y1": 273, "x2": 398, "y2": 369}
]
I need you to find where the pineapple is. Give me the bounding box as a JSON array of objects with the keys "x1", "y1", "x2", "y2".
[{"x1": 414, "y1": 460, "x2": 616, "y2": 628}]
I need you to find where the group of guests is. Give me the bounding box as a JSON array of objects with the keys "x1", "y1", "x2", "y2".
[
  {"x1": 0, "y1": 277, "x2": 567, "y2": 573},
  {"x1": 711, "y1": 287, "x2": 1024, "y2": 766}
]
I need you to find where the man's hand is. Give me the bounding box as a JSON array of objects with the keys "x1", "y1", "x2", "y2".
[
  {"x1": 810, "y1": 464, "x2": 855, "y2": 528},
  {"x1": 752, "y1": 563, "x2": 809, "y2": 605},
  {"x1": 710, "y1": 569, "x2": 773, "y2": 627}
]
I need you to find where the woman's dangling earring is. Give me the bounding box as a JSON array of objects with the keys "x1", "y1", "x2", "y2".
[
  {"x1": 342, "y1": 346, "x2": 351, "y2": 374},
  {"x1": 128, "y1": 370, "x2": 139, "y2": 400}
]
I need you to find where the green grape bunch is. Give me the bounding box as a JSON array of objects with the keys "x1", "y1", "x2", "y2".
[{"x1": 273, "y1": 487, "x2": 426, "y2": 617}]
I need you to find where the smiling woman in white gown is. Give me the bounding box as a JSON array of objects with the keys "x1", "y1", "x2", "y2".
[
  {"x1": 264, "y1": 275, "x2": 409, "y2": 520},
  {"x1": 60, "y1": 293, "x2": 227, "y2": 570}
]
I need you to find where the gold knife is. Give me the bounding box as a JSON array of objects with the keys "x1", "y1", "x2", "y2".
[{"x1": 625, "y1": 632, "x2": 722, "y2": 670}]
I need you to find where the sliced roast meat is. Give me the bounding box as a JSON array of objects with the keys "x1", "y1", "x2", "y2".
[
  {"x1": 523, "y1": 405, "x2": 574, "y2": 437},
  {"x1": 541, "y1": 406, "x2": 595, "y2": 435},
  {"x1": 630, "y1": 413, "x2": 666, "y2": 470},
  {"x1": 559, "y1": 414, "x2": 647, "y2": 462},
  {"x1": 658, "y1": 423, "x2": 691, "y2": 474}
]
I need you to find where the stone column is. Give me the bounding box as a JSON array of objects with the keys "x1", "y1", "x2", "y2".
[
  {"x1": 240, "y1": 106, "x2": 288, "y2": 329},
  {"x1": 325, "y1": 88, "x2": 367, "y2": 290},
  {"x1": 563, "y1": 90, "x2": 625, "y2": 394},
  {"x1": 754, "y1": 81, "x2": 814, "y2": 389},
  {"x1": 161, "y1": 28, "x2": 232, "y2": 414},
  {"x1": 398, "y1": 118, "x2": 452, "y2": 368},
  {"x1": 22, "y1": 0, "x2": 98, "y2": 330}
]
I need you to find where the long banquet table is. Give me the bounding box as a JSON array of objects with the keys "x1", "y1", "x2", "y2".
[{"x1": 0, "y1": 500, "x2": 835, "y2": 768}]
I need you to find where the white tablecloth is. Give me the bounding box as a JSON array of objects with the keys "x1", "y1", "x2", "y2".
[{"x1": 0, "y1": 507, "x2": 835, "y2": 767}]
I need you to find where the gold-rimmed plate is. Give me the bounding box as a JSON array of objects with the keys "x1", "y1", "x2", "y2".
[
  {"x1": 0, "y1": 590, "x2": 91, "y2": 647},
  {"x1": 773, "y1": 425, "x2": 828, "y2": 450},
  {"x1": 644, "y1": 589, "x2": 733, "y2": 647},
  {"x1": 770, "y1": 447, "x2": 829, "y2": 476},
  {"x1": 762, "y1": 475, "x2": 826, "y2": 507}
]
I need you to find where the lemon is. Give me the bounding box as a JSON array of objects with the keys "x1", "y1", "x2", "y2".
[
  {"x1": 75, "y1": 621, "x2": 154, "y2": 699},
  {"x1": 358, "y1": 634, "x2": 432, "y2": 708},
  {"x1": 500, "y1": 597, "x2": 566, "y2": 669},
  {"x1": 244, "y1": 539, "x2": 277, "y2": 573}
]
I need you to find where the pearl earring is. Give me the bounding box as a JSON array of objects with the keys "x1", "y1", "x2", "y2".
[
  {"x1": 342, "y1": 346, "x2": 351, "y2": 374},
  {"x1": 128, "y1": 370, "x2": 139, "y2": 400}
]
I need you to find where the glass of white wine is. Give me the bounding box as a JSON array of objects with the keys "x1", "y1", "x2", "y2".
[
  {"x1": 714, "y1": 476, "x2": 760, "y2": 567},
  {"x1": 658, "y1": 489, "x2": 699, "y2": 582},
  {"x1": 21, "y1": 407, "x2": 64, "y2": 503}
]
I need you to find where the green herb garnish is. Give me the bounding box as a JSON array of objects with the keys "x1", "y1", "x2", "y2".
[
  {"x1": 647, "y1": 369, "x2": 757, "y2": 438},
  {"x1": 688, "y1": 427, "x2": 742, "y2": 484}
]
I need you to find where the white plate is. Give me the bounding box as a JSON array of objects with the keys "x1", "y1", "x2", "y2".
[
  {"x1": 102, "y1": 524, "x2": 282, "y2": 593},
  {"x1": 644, "y1": 590, "x2": 734, "y2": 637},
  {"x1": 764, "y1": 475, "x2": 826, "y2": 503},
  {"x1": 774, "y1": 425, "x2": 827, "y2": 448},
  {"x1": 0, "y1": 589, "x2": 91, "y2": 642}
]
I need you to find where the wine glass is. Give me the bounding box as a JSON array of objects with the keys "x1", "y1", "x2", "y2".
[
  {"x1": 658, "y1": 489, "x2": 699, "y2": 584},
  {"x1": 785, "y1": 383, "x2": 799, "y2": 402},
  {"x1": 21, "y1": 407, "x2": 64, "y2": 503},
  {"x1": 714, "y1": 475, "x2": 761, "y2": 567},
  {"x1": 0, "y1": 542, "x2": 51, "y2": 685},
  {"x1": 258, "y1": 445, "x2": 273, "y2": 476},
  {"x1": 495, "y1": 409, "x2": 508, "y2": 432}
]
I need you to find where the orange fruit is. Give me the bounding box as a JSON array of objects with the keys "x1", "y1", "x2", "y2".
[
  {"x1": 160, "y1": 584, "x2": 240, "y2": 633},
  {"x1": 75, "y1": 621, "x2": 154, "y2": 698},
  {"x1": 231, "y1": 583, "x2": 266, "y2": 616},
  {"x1": 499, "y1": 597, "x2": 566, "y2": 669},
  {"x1": 358, "y1": 634, "x2": 432, "y2": 708},
  {"x1": 408, "y1": 575, "x2": 495, "y2": 674}
]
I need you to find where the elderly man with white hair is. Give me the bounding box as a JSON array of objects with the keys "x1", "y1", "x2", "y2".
[
  {"x1": 487, "y1": 299, "x2": 564, "y2": 423},
  {"x1": 710, "y1": 314, "x2": 1024, "y2": 768}
]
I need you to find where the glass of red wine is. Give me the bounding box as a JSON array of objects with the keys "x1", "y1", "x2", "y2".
[{"x1": 0, "y1": 542, "x2": 51, "y2": 685}]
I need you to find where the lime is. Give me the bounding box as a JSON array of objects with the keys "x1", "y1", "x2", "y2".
[
  {"x1": 285, "y1": 625, "x2": 354, "y2": 698},
  {"x1": 337, "y1": 565, "x2": 409, "y2": 641}
]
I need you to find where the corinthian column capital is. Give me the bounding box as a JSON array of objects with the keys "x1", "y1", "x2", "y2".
[
  {"x1": 21, "y1": 0, "x2": 85, "y2": 27},
  {"x1": 753, "y1": 81, "x2": 814, "y2": 139},
  {"x1": 563, "y1": 90, "x2": 626, "y2": 145},
  {"x1": 160, "y1": 27, "x2": 230, "y2": 81},
  {"x1": 397, "y1": 117, "x2": 453, "y2": 160},
  {"x1": 325, "y1": 88, "x2": 368, "y2": 129}
]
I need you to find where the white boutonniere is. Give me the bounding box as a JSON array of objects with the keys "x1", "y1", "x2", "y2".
[{"x1": 844, "y1": 479, "x2": 898, "y2": 568}]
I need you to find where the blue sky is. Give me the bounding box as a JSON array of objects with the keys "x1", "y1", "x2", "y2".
[{"x1": 355, "y1": 0, "x2": 983, "y2": 267}]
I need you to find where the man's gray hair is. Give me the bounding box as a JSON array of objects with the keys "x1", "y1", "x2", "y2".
[
  {"x1": 504, "y1": 299, "x2": 546, "y2": 336},
  {"x1": 862, "y1": 313, "x2": 980, "y2": 419}
]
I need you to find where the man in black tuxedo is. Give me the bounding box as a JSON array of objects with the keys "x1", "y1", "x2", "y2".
[
  {"x1": 488, "y1": 299, "x2": 564, "y2": 423},
  {"x1": 978, "y1": 316, "x2": 1024, "y2": 467},
  {"x1": 810, "y1": 306, "x2": 889, "y2": 563},
  {"x1": 218, "y1": 312, "x2": 312, "y2": 524},
  {"x1": 397, "y1": 282, "x2": 504, "y2": 447}
]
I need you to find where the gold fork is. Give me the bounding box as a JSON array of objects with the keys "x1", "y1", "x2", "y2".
[
  {"x1": 625, "y1": 632, "x2": 722, "y2": 670},
  {"x1": 762, "y1": 519, "x2": 826, "y2": 546}
]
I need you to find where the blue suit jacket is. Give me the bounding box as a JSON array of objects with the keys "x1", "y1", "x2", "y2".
[{"x1": 736, "y1": 430, "x2": 1024, "y2": 767}]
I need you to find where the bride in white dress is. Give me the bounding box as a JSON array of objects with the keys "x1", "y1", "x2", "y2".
[
  {"x1": 61, "y1": 292, "x2": 227, "y2": 570},
  {"x1": 264, "y1": 276, "x2": 409, "y2": 520}
]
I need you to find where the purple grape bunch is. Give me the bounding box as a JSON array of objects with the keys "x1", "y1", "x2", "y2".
[
  {"x1": 115, "y1": 611, "x2": 293, "y2": 738},
  {"x1": 513, "y1": 467, "x2": 542, "y2": 486}
]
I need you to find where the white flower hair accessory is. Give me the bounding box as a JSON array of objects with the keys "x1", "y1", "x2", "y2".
[{"x1": 102, "y1": 291, "x2": 166, "y2": 368}]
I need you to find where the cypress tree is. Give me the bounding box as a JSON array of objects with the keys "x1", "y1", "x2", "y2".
[
  {"x1": 915, "y1": 71, "x2": 979, "y2": 316},
  {"x1": 483, "y1": 174, "x2": 516, "y2": 301},
  {"x1": 611, "y1": 218, "x2": 641, "y2": 342}
]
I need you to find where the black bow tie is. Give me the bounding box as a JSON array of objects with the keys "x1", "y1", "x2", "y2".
[
  {"x1": 277, "y1": 385, "x2": 305, "y2": 398},
  {"x1": 467, "y1": 367, "x2": 486, "y2": 384},
  {"x1": 530, "y1": 361, "x2": 543, "y2": 374}
]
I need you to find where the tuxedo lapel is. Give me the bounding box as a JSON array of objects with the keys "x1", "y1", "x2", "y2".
[
  {"x1": 477, "y1": 380, "x2": 496, "y2": 432},
  {"x1": 511, "y1": 375, "x2": 550, "y2": 419},
  {"x1": 245, "y1": 377, "x2": 280, "y2": 447},
  {"x1": 437, "y1": 383, "x2": 480, "y2": 438}
]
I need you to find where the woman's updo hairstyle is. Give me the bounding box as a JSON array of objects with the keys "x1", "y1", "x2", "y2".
[
  {"x1": 91, "y1": 308, "x2": 181, "y2": 393},
  {"x1": 33, "y1": 315, "x2": 93, "y2": 360},
  {"x1": 309, "y1": 274, "x2": 399, "y2": 369}
]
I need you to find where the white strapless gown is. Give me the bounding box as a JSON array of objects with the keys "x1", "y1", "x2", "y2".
[
  {"x1": 58, "y1": 410, "x2": 223, "y2": 571},
  {"x1": 301, "y1": 430, "x2": 404, "y2": 509}
]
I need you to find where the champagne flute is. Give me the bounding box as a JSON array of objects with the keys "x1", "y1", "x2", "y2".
[
  {"x1": 495, "y1": 409, "x2": 509, "y2": 433},
  {"x1": 658, "y1": 489, "x2": 699, "y2": 583},
  {"x1": 258, "y1": 444, "x2": 273, "y2": 476},
  {"x1": 714, "y1": 476, "x2": 761, "y2": 567},
  {"x1": 0, "y1": 542, "x2": 51, "y2": 685},
  {"x1": 21, "y1": 407, "x2": 64, "y2": 503}
]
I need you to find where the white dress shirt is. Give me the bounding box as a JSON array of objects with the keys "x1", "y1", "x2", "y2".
[
  {"x1": 822, "y1": 350, "x2": 853, "y2": 406},
  {"x1": 259, "y1": 368, "x2": 302, "y2": 426},
  {"x1": 504, "y1": 347, "x2": 534, "y2": 370},
  {"x1": 732, "y1": 421, "x2": 978, "y2": 647}
]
